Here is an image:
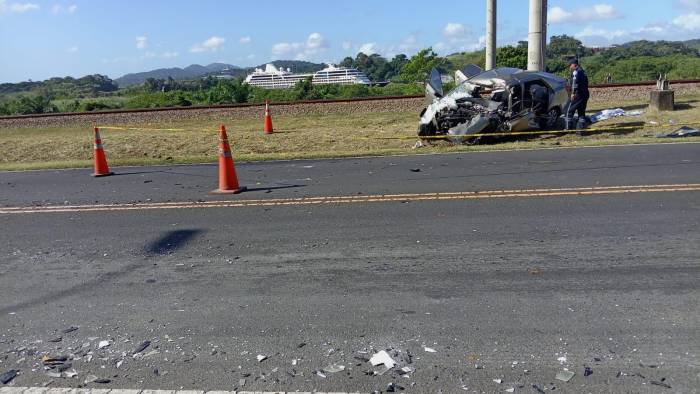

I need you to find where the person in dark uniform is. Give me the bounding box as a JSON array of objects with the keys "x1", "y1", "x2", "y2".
[
  {"x1": 530, "y1": 84, "x2": 550, "y2": 129},
  {"x1": 565, "y1": 58, "x2": 590, "y2": 130}
]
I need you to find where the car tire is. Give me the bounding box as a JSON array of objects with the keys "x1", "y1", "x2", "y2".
[{"x1": 545, "y1": 107, "x2": 561, "y2": 130}]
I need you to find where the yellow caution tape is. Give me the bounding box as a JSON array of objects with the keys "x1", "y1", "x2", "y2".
[{"x1": 366, "y1": 120, "x2": 700, "y2": 140}]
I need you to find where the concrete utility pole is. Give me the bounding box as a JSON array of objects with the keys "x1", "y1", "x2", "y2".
[
  {"x1": 485, "y1": 0, "x2": 497, "y2": 70},
  {"x1": 541, "y1": 0, "x2": 547, "y2": 69},
  {"x1": 527, "y1": 0, "x2": 544, "y2": 71}
]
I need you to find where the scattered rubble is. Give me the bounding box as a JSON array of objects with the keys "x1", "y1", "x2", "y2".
[
  {"x1": 369, "y1": 350, "x2": 396, "y2": 369},
  {"x1": 555, "y1": 370, "x2": 575, "y2": 382},
  {"x1": 1, "y1": 369, "x2": 19, "y2": 384}
]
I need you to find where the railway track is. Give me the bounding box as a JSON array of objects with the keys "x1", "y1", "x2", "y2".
[{"x1": 2, "y1": 78, "x2": 700, "y2": 121}]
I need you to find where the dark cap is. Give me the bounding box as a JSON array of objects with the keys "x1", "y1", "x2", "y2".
[{"x1": 568, "y1": 58, "x2": 579, "y2": 65}]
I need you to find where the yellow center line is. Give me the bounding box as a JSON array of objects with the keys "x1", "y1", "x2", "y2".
[{"x1": 1, "y1": 183, "x2": 699, "y2": 215}]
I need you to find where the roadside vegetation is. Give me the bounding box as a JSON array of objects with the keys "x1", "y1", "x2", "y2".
[
  {"x1": 1, "y1": 92, "x2": 699, "y2": 171},
  {"x1": 1, "y1": 37, "x2": 699, "y2": 116}
]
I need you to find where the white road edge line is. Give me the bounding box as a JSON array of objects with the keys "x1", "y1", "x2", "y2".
[{"x1": 0, "y1": 388, "x2": 366, "y2": 394}]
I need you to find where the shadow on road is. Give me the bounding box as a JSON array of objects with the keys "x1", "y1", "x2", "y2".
[
  {"x1": 146, "y1": 229, "x2": 204, "y2": 255},
  {"x1": 244, "y1": 184, "x2": 306, "y2": 193},
  {"x1": 0, "y1": 229, "x2": 206, "y2": 315}
]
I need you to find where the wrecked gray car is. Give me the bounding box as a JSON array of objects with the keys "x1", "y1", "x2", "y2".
[{"x1": 419, "y1": 65, "x2": 569, "y2": 142}]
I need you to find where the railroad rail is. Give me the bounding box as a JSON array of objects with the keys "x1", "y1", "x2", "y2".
[{"x1": 2, "y1": 78, "x2": 699, "y2": 121}]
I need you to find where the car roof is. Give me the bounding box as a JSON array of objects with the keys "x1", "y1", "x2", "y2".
[{"x1": 469, "y1": 67, "x2": 567, "y2": 87}]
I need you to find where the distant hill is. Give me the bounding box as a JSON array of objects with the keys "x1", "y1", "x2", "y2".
[
  {"x1": 114, "y1": 61, "x2": 326, "y2": 87},
  {"x1": 684, "y1": 39, "x2": 700, "y2": 51},
  {"x1": 114, "y1": 63, "x2": 242, "y2": 87}
]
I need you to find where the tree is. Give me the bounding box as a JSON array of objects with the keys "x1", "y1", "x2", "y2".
[
  {"x1": 496, "y1": 45, "x2": 528, "y2": 69},
  {"x1": 399, "y1": 48, "x2": 441, "y2": 83}
]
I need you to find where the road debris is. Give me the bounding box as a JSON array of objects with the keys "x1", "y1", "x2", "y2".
[
  {"x1": 97, "y1": 340, "x2": 110, "y2": 349},
  {"x1": 424, "y1": 346, "x2": 437, "y2": 353},
  {"x1": 555, "y1": 370, "x2": 575, "y2": 382},
  {"x1": 323, "y1": 364, "x2": 345, "y2": 373},
  {"x1": 651, "y1": 380, "x2": 671, "y2": 389},
  {"x1": 584, "y1": 366, "x2": 593, "y2": 376},
  {"x1": 532, "y1": 384, "x2": 545, "y2": 393},
  {"x1": 1, "y1": 369, "x2": 19, "y2": 384},
  {"x1": 410, "y1": 168, "x2": 422, "y2": 172},
  {"x1": 369, "y1": 350, "x2": 396, "y2": 369},
  {"x1": 48, "y1": 337, "x2": 62, "y2": 343},
  {"x1": 133, "y1": 340, "x2": 151, "y2": 354},
  {"x1": 61, "y1": 327, "x2": 79, "y2": 334},
  {"x1": 314, "y1": 370, "x2": 327, "y2": 378},
  {"x1": 256, "y1": 354, "x2": 268, "y2": 362},
  {"x1": 505, "y1": 388, "x2": 515, "y2": 393},
  {"x1": 657, "y1": 126, "x2": 700, "y2": 138},
  {"x1": 493, "y1": 378, "x2": 503, "y2": 384},
  {"x1": 386, "y1": 382, "x2": 405, "y2": 392}
]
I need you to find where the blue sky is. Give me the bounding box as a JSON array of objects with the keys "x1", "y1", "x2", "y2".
[{"x1": 1, "y1": 0, "x2": 699, "y2": 83}]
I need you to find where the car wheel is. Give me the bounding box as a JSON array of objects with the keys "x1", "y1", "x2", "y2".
[{"x1": 545, "y1": 107, "x2": 561, "y2": 130}]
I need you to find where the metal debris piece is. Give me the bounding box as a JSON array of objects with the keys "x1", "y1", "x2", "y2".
[
  {"x1": 61, "y1": 327, "x2": 79, "y2": 334},
  {"x1": 291, "y1": 359, "x2": 298, "y2": 366},
  {"x1": 84, "y1": 374, "x2": 98, "y2": 384},
  {"x1": 133, "y1": 340, "x2": 151, "y2": 354},
  {"x1": 97, "y1": 340, "x2": 110, "y2": 349},
  {"x1": 45, "y1": 371, "x2": 62, "y2": 379},
  {"x1": 369, "y1": 350, "x2": 396, "y2": 369},
  {"x1": 323, "y1": 364, "x2": 345, "y2": 373},
  {"x1": 424, "y1": 346, "x2": 437, "y2": 353},
  {"x1": 256, "y1": 354, "x2": 268, "y2": 362},
  {"x1": 42, "y1": 355, "x2": 68, "y2": 365},
  {"x1": 386, "y1": 382, "x2": 405, "y2": 392},
  {"x1": 315, "y1": 370, "x2": 326, "y2": 378},
  {"x1": 94, "y1": 378, "x2": 111, "y2": 384},
  {"x1": 584, "y1": 366, "x2": 593, "y2": 376},
  {"x1": 506, "y1": 388, "x2": 515, "y2": 393},
  {"x1": 238, "y1": 378, "x2": 245, "y2": 387},
  {"x1": 401, "y1": 366, "x2": 414, "y2": 373},
  {"x1": 532, "y1": 384, "x2": 545, "y2": 393},
  {"x1": 48, "y1": 337, "x2": 62, "y2": 343},
  {"x1": 555, "y1": 370, "x2": 575, "y2": 382},
  {"x1": 1, "y1": 369, "x2": 19, "y2": 384},
  {"x1": 651, "y1": 380, "x2": 671, "y2": 389},
  {"x1": 116, "y1": 360, "x2": 123, "y2": 368},
  {"x1": 493, "y1": 378, "x2": 503, "y2": 384},
  {"x1": 64, "y1": 370, "x2": 78, "y2": 378},
  {"x1": 410, "y1": 168, "x2": 422, "y2": 172},
  {"x1": 297, "y1": 342, "x2": 306, "y2": 348}
]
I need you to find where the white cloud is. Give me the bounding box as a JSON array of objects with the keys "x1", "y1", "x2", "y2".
[
  {"x1": 358, "y1": 42, "x2": 378, "y2": 55},
  {"x1": 66, "y1": 46, "x2": 78, "y2": 53},
  {"x1": 190, "y1": 36, "x2": 226, "y2": 53},
  {"x1": 678, "y1": 0, "x2": 700, "y2": 11},
  {"x1": 271, "y1": 42, "x2": 301, "y2": 56},
  {"x1": 548, "y1": 4, "x2": 621, "y2": 24},
  {"x1": 271, "y1": 32, "x2": 328, "y2": 60},
  {"x1": 161, "y1": 51, "x2": 179, "y2": 59},
  {"x1": 135, "y1": 36, "x2": 148, "y2": 50},
  {"x1": 239, "y1": 36, "x2": 251, "y2": 44},
  {"x1": 443, "y1": 22, "x2": 467, "y2": 39},
  {"x1": 247, "y1": 54, "x2": 256, "y2": 59},
  {"x1": 0, "y1": 0, "x2": 39, "y2": 14},
  {"x1": 576, "y1": 26, "x2": 628, "y2": 39},
  {"x1": 50, "y1": 3, "x2": 76, "y2": 14},
  {"x1": 673, "y1": 12, "x2": 700, "y2": 30},
  {"x1": 548, "y1": 6, "x2": 573, "y2": 23}
]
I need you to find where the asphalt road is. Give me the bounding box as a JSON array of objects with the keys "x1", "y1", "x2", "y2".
[{"x1": 1, "y1": 143, "x2": 699, "y2": 393}]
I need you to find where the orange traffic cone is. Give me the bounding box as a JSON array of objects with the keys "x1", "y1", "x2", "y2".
[
  {"x1": 92, "y1": 127, "x2": 113, "y2": 177},
  {"x1": 263, "y1": 100, "x2": 274, "y2": 134},
  {"x1": 211, "y1": 125, "x2": 246, "y2": 194}
]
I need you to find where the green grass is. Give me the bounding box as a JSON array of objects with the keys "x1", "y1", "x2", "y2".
[{"x1": 1, "y1": 95, "x2": 700, "y2": 171}]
